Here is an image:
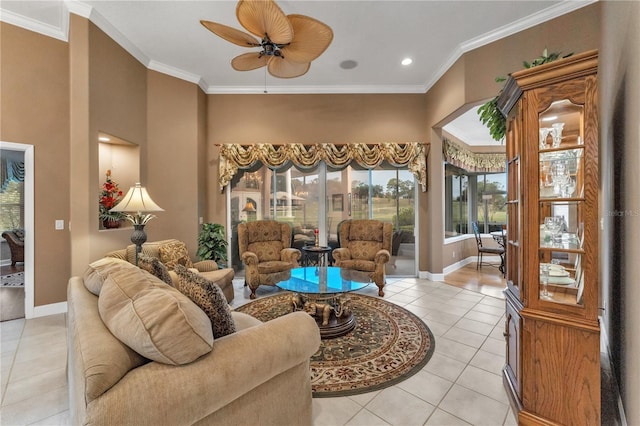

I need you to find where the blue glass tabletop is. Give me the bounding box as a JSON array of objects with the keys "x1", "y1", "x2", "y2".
[{"x1": 277, "y1": 267, "x2": 371, "y2": 295}]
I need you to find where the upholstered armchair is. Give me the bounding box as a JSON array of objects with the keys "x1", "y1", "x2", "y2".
[
  {"x1": 2, "y1": 229, "x2": 25, "y2": 266},
  {"x1": 237, "y1": 220, "x2": 301, "y2": 299},
  {"x1": 332, "y1": 219, "x2": 393, "y2": 297}
]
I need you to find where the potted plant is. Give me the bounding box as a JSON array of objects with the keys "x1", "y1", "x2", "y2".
[
  {"x1": 197, "y1": 223, "x2": 229, "y2": 265},
  {"x1": 99, "y1": 170, "x2": 125, "y2": 228},
  {"x1": 478, "y1": 49, "x2": 572, "y2": 142}
]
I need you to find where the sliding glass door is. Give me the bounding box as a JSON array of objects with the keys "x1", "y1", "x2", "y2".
[{"x1": 229, "y1": 163, "x2": 416, "y2": 276}]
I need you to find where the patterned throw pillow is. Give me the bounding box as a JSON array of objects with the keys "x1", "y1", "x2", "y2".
[
  {"x1": 174, "y1": 265, "x2": 236, "y2": 339},
  {"x1": 138, "y1": 254, "x2": 174, "y2": 286},
  {"x1": 159, "y1": 241, "x2": 194, "y2": 270}
]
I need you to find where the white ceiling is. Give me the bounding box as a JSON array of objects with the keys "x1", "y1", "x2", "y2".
[{"x1": 1, "y1": 0, "x2": 594, "y2": 145}]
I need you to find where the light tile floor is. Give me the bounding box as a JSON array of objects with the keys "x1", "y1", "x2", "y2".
[{"x1": 1, "y1": 277, "x2": 516, "y2": 426}]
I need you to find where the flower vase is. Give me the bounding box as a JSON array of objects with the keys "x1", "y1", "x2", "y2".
[{"x1": 102, "y1": 219, "x2": 121, "y2": 229}]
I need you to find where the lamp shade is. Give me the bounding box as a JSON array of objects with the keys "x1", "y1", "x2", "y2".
[
  {"x1": 242, "y1": 201, "x2": 256, "y2": 212},
  {"x1": 111, "y1": 183, "x2": 164, "y2": 214}
]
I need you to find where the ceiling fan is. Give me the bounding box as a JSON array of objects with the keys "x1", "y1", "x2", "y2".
[{"x1": 200, "y1": 0, "x2": 333, "y2": 79}]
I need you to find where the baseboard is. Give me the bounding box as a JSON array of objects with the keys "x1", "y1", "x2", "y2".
[
  {"x1": 600, "y1": 318, "x2": 628, "y2": 425},
  {"x1": 418, "y1": 270, "x2": 445, "y2": 282},
  {"x1": 442, "y1": 257, "x2": 475, "y2": 275},
  {"x1": 31, "y1": 301, "x2": 67, "y2": 319}
]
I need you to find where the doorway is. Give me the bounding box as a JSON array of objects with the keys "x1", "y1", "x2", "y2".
[{"x1": 0, "y1": 142, "x2": 34, "y2": 319}]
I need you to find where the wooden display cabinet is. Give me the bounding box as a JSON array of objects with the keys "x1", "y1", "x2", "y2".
[{"x1": 498, "y1": 50, "x2": 600, "y2": 425}]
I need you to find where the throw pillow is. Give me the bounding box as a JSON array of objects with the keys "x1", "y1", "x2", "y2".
[
  {"x1": 174, "y1": 264, "x2": 236, "y2": 339},
  {"x1": 83, "y1": 257, "x2": 136, "y2": 296},
  {"x1": 138, "y1": 254, "x2": 174, "y2": 286},
  {"x1": 159, "y1": 241, "x2": 194, "y2": 270},
  {"x1": 98, "y1": 265, "x2": 213, "y2": 365}
]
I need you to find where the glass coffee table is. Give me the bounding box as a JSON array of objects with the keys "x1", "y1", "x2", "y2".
[{"x1": 276, "y1": 266, "x2": 371, "y2": 338}]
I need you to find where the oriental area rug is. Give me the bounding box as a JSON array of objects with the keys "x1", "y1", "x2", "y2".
[{"x1": 235, "y1": 293, "x2": 435, "y2": 398}]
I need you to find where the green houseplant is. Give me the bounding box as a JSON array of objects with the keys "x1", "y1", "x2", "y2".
[
  {"x1": 478, "y1": 49, "x2": 572, "y2": 142},
  {"x1": 197, "y1": 223, "x2": 229, "y2": 265}
]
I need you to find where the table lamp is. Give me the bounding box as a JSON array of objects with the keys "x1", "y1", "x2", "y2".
[{"x1": 111, "y1": 182, "x2": 164, "y2": 265}]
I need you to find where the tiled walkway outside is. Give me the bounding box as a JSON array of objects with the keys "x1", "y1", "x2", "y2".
[{"x1": 1, "y1": 277, "x2": 516, "y2": 425}]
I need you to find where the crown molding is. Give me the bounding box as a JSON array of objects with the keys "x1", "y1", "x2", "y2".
[
  {"x1": 2, "y1": 0, "x2": 597, "y2": 95},
  {"x1": 0, "y1": 7, "x2": 68, "y2": 41},
  {"x1": 205, "y1": 84, "x2": 427, "y2": 95},
  {"x1": 64, "y1": 0, "x2": 91, "y2": 20},
  {"x1": 82, "y1": 5, "x2": 150, "y2": 68},
  {"x1": 148, "y1": 60, "x2": 205, "y2": 86},
  {"x1": 420, "y1": 0, "x2": 598, "y2": 94}
]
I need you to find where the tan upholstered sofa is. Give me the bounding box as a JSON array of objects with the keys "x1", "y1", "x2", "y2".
[
  {"x1": 237, "y1": 221, "x2": 301, "y2": 299},
  {"x1": 332, "y1": 219, "x2": 393, "y2": 297},
  {"x1": 67, "y1": 258, "x2": 321, "y2": 425},
  {"x1": 106, "y1": 239, "x2": 235, "y2": 303}
]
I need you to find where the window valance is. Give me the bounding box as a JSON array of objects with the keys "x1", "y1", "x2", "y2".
[
  {"x1": 218, "y1": 143, "x2": 430, "y2": 192},
  {"x1": 442, "y1": 138, "x2": 506, "y2": 173},
  {"x1": 1, "y1": 159, "x2": 25, "y2": 193}
]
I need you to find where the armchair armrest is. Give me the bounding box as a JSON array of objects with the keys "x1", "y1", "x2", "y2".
[
  {"x1": 281, "y1": 248, "x2": 301, "y2": 265},
  {"x1": 332, "y1": 247, "x2": 352, "y2": 263},
  {"x1": 374, "y1": 249, "x2": 391, "y2": 264},
  {"x1": 241, "y1": 251, "x2": 259, "y2": 266},
  {"x1": 85, "y1": 312, "x2": 321, "y2": 425},
  {"x1": 193, "y1": 260, "x2": 219, "y2": 272}
]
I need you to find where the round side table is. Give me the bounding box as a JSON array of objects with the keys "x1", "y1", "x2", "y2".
[{"x1": 301, "y1": 246, "x2": 332, "y2": 267}]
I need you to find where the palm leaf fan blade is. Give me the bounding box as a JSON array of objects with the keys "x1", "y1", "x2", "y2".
[
  {"x1": 200, "y1": 20, "x2": 260, "y2": 47},
  {"x1": 231, "y1": 52, "x2": 269, "y2": 71},
  {"x1": 268, "y1": 57, "x2": 310, "y2": 78},
  {"x1": 236, "y1": 0, "x2": 293, "y2": 45},
  {"x1": 280, "y1": 14, "x2": 333, "y2": 64}
]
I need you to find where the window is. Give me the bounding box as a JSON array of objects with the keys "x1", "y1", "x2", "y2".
[
  {"x1": 229, "y1": 162, "x2": 416, "y2": 276},
  {"x1": 445, "y1": 163, "x2": 506, "y2": 238},
  {"x1": 0, "y1": 180, "x2": 24, "y2": 232}
]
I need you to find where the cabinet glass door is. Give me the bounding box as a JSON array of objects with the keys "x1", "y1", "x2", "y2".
[{"x1": 537, "y1": 99, "x2": 585, "y2": 307}]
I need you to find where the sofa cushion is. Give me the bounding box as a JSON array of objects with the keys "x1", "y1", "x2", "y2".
[
  {"x1": 83, "y1": 257, "x2": 136, "y2": 296},
  {"x1": 137, "y1": 254, "x2": 173, "y2": 286},
  {"x1": 98, "y1": 266, "x2": 213, "y2": 365},
  {"x1": 175, "y1": 265, "x2": 236, "y2": 339},
  {"x1": 348, "y1": 240, "x2": 383, "y2": 261},
  {"x1": 159, "y1": 240, "x2": 194, "y2": 270}
]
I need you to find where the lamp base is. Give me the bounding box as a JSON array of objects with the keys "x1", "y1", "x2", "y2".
[{"x1": 130, "y1": 224, "x2": 147, "y2": 266}]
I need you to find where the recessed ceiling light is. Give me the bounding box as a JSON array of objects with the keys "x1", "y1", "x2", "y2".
[
  {"x1": 98, "y1": 136, "x2": 110, "y2": 142},
  {"x1": 401, "y1": 58, "x2": 413, "y2": 66}
]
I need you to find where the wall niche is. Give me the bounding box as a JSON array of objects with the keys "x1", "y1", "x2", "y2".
[{"x1": 98, "y1": 132, "x2": 139, "y2": 230}]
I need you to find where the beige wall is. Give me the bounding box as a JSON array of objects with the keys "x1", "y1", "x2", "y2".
[
  {"x1": 69, "y1": 16, "x2": 149, "y2": 277},
  {"x1": 206, "y1": 93, "x2": 428, "y2": 249},
  {"x1": 600, "y1": 1, "x2": 640, "y2": 424},
  {"x1": 146, "y1": 70, "x2": 205, "y2": 257},
  {"x1": 1, "y1": 22, "x2": 71, "y2": 306},
  {"x1": 427, "y1": 3, "x2": 601, "y2": 274}
]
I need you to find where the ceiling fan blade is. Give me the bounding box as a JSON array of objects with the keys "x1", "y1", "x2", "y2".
[
  {"x1": 268, "y1": 57, "x2": 310, "y2": 79},
  {"x1": 231, "y1": 52, "x2": 269, "y2": 71},
  {"x1": 280, "y1": 15, "x2": 333, "y2": 64},
  {"x1": 200, "y1": 20, "x2": 260, "y2": 47},
  {"x1": 236, "y1": 0, "x2": 293, "y2": 45}
]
